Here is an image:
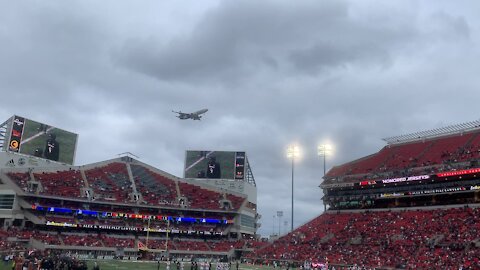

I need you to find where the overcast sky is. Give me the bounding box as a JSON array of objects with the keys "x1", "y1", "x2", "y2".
[{"x1": 1, "y1": 0, "x2": 479, "y2": 236}]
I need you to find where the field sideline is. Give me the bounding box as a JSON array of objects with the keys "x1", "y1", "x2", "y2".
[{"x1": 0, "y1": 261, "x2": 275, "y2": 270}]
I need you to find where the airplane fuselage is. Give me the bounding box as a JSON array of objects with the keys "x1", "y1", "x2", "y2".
[
  {"x1": 173, "y1": 108, "x2": 208, "y2": 120},
  {"x1": 194, "y1": 109, "x2": 208, "y2": 115}
]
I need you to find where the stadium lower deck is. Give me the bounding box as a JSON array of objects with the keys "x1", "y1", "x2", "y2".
[{"x1": 245, "y1": 206, "x2": 480, "y2": 269}]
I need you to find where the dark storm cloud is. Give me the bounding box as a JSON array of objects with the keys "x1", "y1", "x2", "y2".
[{"x1": 116, "y1": 0, "x2": 419, "y2": 82}]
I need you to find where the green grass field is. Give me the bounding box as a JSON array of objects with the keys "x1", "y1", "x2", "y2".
[
  {"x1": 0, "y1": 261, "x2": 274, "y2": 270},
  {"x1": 185, "y1": 151, "x2": 236, "y2": 179},
  {"x1": 19, "y1": 118, "x2": 77, "y2": 164}
]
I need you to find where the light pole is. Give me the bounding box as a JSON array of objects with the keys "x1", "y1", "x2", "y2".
[
  {"x1": 277, "y1": 211, "x2": 283, "y2": 235},
  {"x1": 272, "y1": 215, "x2": 276, "y2": 236},
  {"x1": 287, "y1": 145, "x2": 300, "y2": 232},
  {"x1": 318, "y1": 144, "x2": 333, "y2": 177}
]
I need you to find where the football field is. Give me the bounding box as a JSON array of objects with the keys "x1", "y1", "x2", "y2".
[
  {"x1": 0, "y1": 261, "x2": 275, "y2": 270},
  {"x1": 84, "y1": 261, "x2": 273, "y2": 270}
]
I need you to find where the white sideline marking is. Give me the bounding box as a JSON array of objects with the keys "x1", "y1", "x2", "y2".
[
  {"x1": 20, "y1": 127, "x2": 55, "y2": 145},
  {"x1": 185, "y1": 151, "x2": 215, "y2": 171}
]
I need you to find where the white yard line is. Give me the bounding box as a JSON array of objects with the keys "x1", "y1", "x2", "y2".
[
  {"x1": 20, "y1": 127, "x2": 55, "y2": 145},
  {"x1": 185, "y1": 151, "x2": 215, "y2": 171}
]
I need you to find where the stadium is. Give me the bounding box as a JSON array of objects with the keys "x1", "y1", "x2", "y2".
[{"x1": 1, "y1": 114, "x2": 480, "y2": 269}]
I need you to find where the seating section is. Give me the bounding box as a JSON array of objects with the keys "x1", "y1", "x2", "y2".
[
  {"x1": 139, "y1": 238, "x2": 170, "y2": 250},
  {"x1": 62, "y1": 234, "x2": 103, "y2": 247},
  {"x1": 2, "y1": 225, "x2": 246, "y2": 253},
  {"x1": 0, "y1": 230, "x2": 25, "y2": 254},
  {"x1": 416, "y1": 134, "x2": 474, "y2": 166},
  {"x1": 85, "y1": 163, "x2": 132, "y2": 203},
  {"x1": 7, "y1": 172, "x2": 31, "y2": 191},
  {"x1": 325, "y1": 132, "x2": 480, "y2": 184},
  {"x1": 34, "y1": 170, "x2": 84, "y2": 197},
  {"x1": 178, "y1": 182, "x2": 222, "y2": 210},
  {"x1": 0, "y1": 240, "x2": 24, "y2": 251},
  {"x1": 225, "y1": 193, "x2": 246, "y2": 210},
  {"x1": 172, "y1": 240, "x2": 210, "y2": 251},
  {"x1": 382, "y1": 141, "x2": 431, "y2": 171},
  {"x1": 130, "y1": 164, "x2": 178, "y2": 205},
  {"x1": 4, "y1": 228, "x2": 61, "y2": 246},
  {"x1": 249, "y1": 207, "x2": 480, "y2": 269},
  {"x1": 101, "y1": 235, "x2": 135, "y2": 248},
  {"x1": 45, "y1": 215, "x2": 76, "y2": 224},
  {"x1": 7, "y1": 163, "x2": 245, "y2": 213},
  {"x1": 34, "y1": 232, "x2": 62, "y2": 245},
  {"x1": 244, "y1": 240, "x2": 269, "y2": 250},
  {"x1": 348, "y1": 147, "x2": 395, "y2": 175},
  {"x1": 209, "y1": 241, "x2": 235, "y2": 252},
  {"x1": 456, "y1": 133, "x2": 480, "y2": 162},
  {"x1": 7, "y1": 228, "x2": 33, "y2": 239}
]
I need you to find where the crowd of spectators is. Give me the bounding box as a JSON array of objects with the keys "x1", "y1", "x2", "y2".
[
  {"x1": 247, "y1": 207, "x2": 480, "y2": 269},
  {"x1": 325, "y1": 132, "x2": 480, "y2": 185}
]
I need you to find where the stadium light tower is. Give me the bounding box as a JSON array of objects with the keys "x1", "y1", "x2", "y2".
[
  {"x1": 318, "y1": 144, "x2": 333, "y2": 176},
  {"x1": 277, "y1": 211, "x2": 283, "y2": 235},
  {"x1": 272, "y1": 215, "x2": 276, "y2": 236},
  {"x1": 287, "y1": 144, "x2": 300, "y2": 232}
]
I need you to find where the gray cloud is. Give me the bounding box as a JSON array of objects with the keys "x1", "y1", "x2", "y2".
[{"x1": 116, "y1": 0, "x2": 417, "y2": 82}]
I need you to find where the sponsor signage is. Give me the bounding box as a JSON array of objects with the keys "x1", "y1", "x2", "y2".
[
  {"x1": 380, "y1": 186, "x2": 473, "y2": 198},
  {"x1": 408, "y1": 187, "x2": 466, "y2": 195},
  {"x1": 326, "y1": 168, "x2": 480, "y2": 192},
  {"x1": 325, "y1": 174, "x2": 431, "y2": 189},
  {"x1": 34, "y1": 205, "x2": 232, "y2": 224},
  {"x1": 321, "y1": 182, "x2": 355, "y2": 189},
  {"x1": 8, "y1": 116, "x2": 25, "y2": 152},
  {"x1": 380, "y1": 192, "x2": 403, "y2": 198},
  {"x1": 45, "y1": 221, "x2": 223, "y2": 235},
  {"x1": 381, "y1": 175, "x2": 430, "y2": 184},
  {"x1": 359, "y1": 180, "x2": 376, "y2": 186},
  {"x1": 437, "y1": 168, "x2": 480, "y2": 178},
  {"x1": 234, "y1": 152, "x2": 246, "y2": 180}
]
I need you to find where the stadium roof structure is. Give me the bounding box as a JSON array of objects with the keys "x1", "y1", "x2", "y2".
[
  {"x1": 245, "y1": 159, "x2": 256, "y2": 186},
  {"x1": 382, "y1": 119, "x2": 480, "y2": 145},
  {"x1": 0, "y1": 119, "x2": 8, "y2": 150}
]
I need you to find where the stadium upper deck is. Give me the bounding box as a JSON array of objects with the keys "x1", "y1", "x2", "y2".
[
  {"x1": 4, "y1": 158, "x2": 247, "y2": 212},
  {"x1": 321, "y1": 122, "x2": 480, "y2": 211},
  {"x1": 324, "y1": 121, "x2": 480, "y2": 186}
]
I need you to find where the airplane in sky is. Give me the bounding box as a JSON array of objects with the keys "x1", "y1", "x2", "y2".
[{"x1": 172, "y1": 108, "x2": 208, "y2": 120}]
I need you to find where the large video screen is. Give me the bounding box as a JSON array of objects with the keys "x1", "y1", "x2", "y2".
[
  {"x1": 7, "y1": 115, "x2": 78, "y2": 165},
  {"x1": 184, "y1": 150, "x2": 246, "y2": 180}
]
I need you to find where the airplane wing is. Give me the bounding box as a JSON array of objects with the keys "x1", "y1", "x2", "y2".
[{"x1": 172, "y1": 110, "x2": 193, "y2": 119}]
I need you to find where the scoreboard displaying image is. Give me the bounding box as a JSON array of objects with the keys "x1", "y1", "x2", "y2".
[
  {"x1": 184, "y1": 150, "x2": 246, "y2": 180},
  {"x1": 5, "y1": 115, "x2": 78, "y2": 165}
]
